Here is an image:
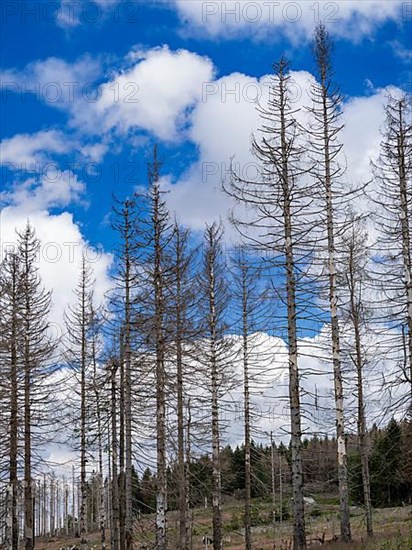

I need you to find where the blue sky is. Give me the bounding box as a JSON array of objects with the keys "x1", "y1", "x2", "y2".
[{"x1": 0, "y1": 0, "x2": 411, "y2": 314}]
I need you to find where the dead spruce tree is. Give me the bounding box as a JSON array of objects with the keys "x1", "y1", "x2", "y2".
[
  {"x1": 18, "y1": 224, "x2": 55, "y2": 550},
  {"x1": 338, "y1": 217, "x2": 373, "y2": 536},
  {"x1": 88, "y1": 307, "x2": 107, "y2": 549},
  {"x1": 372, "y1": 94, "x2": 412, "y2": 412},
  {"x1": 199, "y1": 222, "x2": 232, "y2": 550},
  {"x1": 226, "y1": 57, "x2": 314, "y2": 550},
  {"x1": 0, "y1": 224, "x2": 55, "y2": 550},
  {"x1": 306, "y1": 24, "x2": 352, "y2": 542},
  {"x1": 151, "y1": 158, "x2": 170, "y2": 550},
  {"x1": 109, "y1": 355, "x2": 120, "y2": 550},
  {"x1": 65, "y1": 257, "x2": 96, "y2": 550},
  {"x1": 0, "y1": 251, "x2": 22, "y2": 550},
  {"x1": 169, "y1": 223, "x2": 198, "y2": 550},
  {"x1": 229, "y1": 247, "x2": 266, "y2": 550},
  {"x1": 136, "y1": 146, "x2": 174, "y2": 549},
  {"x1": 111, "y1": 196, "x2": 138, "y2": 550}
]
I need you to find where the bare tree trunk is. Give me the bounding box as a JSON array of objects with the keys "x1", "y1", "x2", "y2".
[
  {"x1": 356, "y1": 356, "x2": 373, "y2": 537},
  {"x1": 204, "y1": 224, "x2": 225, "y2": 550},
  {"x1": 5, "y1": 478, "x2": 15, "y2": 549},
  {"x1": 50, "y1": 479, "x2": 55, "y2": 538},
  {"x1": 118, "y1": 337, "x2": 126, "y2": 550},
  {"x1": 170, "y1": 224, "x2": 198, "y2": 550},
  {"x1": 285, "y1": 211, "x2": 306, "y2": 550},
  {"x1": 92, "y1": 334, "x2": 106, "y2": 549},
  {"x1": 112, "y1": 198, "x2": 137, "y2": 550},
  {"x1": 185, "y1": 399, "x2": 192, "y2": 550},
  {"x1": 2, "y1": 249, "x2": 23, "y2": 550},
  {"x1": 149, "y1": 152, "x2": 168, "y2": 550},
  {"x1": 107, "y1": 429, "x2": 113, "y2": 540},
  {"x1": 344, "y1": 223, "x2": 373, "y2": 537},
  {"x1": 111, "y1": 360, "x2": 120, "y2": 550},
  {"x1": 43, "y1": 474, "x2": 47, "y2": 537},
  {"x1": 396, "y1": 101, "x2": 412, "y2": 404},
  {"x1": 226, "y1": 56, "x2": 309, "y2": 550},
  {"x1": 37, "y1": 480, "x2": 42, "y2": 538},
  {"x1": 174, "y1": 228, "x2": 188, "y2": 550},
  {"x1": 65, "y1": 481, "x2": 69, "y2": 536},
  {"x1": 24, "y1": 324, "x2": 33, "y2": 550},
  {"x1": 9, "y1": 257, "x2": 19, "y2": 550},
  {"x1": 65, "y1": 256, "x2": 97, "y2": 548},
  {"x1": 155, "y1": 232, "x2": 167, "y2": 550},
  {"x1": 327, "y1": 207, "x2": 351, "y2": 543},
  {"x1": 72, "y1": 466, "x2": 76, "y2": 537},
  {"x1": 80, "y1": 281, "x2": 88, "y2": 550},
  {"x1": 241, "y1": 263, "x2": 252, "y2": 550},
  {"x1": 311, "y1": 25, "x2": 351, "y2": 542},
  {"x1": 271, "y1": 433, "x2": 276, "y2": 548},
  {"x1": 15, "y1": 224, "x2": 55, "y2": 550},
  {"x1": 24, "y1": 354, "x2": 34, "y2": 550},
  {"x1": 277, "y1": 63, "x2": 307, "y2": 550},
  {"x1": 123, "y1": 204, "x2": 134, "y2": 550},
  {"x1": 210, "y1": 326, "x2": 222, "y2": 550}
]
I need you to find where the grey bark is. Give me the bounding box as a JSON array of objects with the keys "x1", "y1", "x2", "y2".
[
  {"x1": 344, "y1": 224, "x2": 373, "y2": 537},
  {"x1": 226, "y1": 56, "x2": 308, "y2": 550},
  {"x1": 110, "y1": 360, "x2": 120, "y2": 550},
  {"x1": 310, "y1": 24, "x2": 351, "y2": 542}
]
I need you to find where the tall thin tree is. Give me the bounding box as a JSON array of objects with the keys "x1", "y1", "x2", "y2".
[
  {"x1": 18, "y1": 224, "x2": 55, "y2": 550},
  {"x1": 199, "y1": 222, "x2": 232, "y2": 550},
  {"x1": 372, "y1": 94, "x2": 412, "y2": 411},
  {"x1": 339, "y1": 218, "x2": 373, "y2": 536},
  {"x1": 226, "y1": 57, "x2": 311, "y2": 550},
  {"x1": 307, "y1": 24, "x2": 352, "y2": 541},
  {"x1": 0, "y1": 252, "x2": 22, "y2": 550},
  {"x1": 65, "y1": 257, "x2": 95, "y2": 550}
]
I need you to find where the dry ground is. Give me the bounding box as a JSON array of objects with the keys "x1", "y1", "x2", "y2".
[{"x1": 34, "y1": 501, "x2": 411, "y2": 550}]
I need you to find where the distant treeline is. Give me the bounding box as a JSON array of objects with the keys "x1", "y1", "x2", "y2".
[{"x1": 130, "y1": 418, "x2": 412, "y2": 514}]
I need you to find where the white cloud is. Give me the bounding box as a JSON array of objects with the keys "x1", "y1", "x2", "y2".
[
  {"x1": 85, "y1": 46, "x2": 215, "y2": 140},
  {"x1": 342, "y1": 89, "x2": 388, "y2": 185},
  {"x1": 3, "y1": 171, "x2": 86, "y2": 210},
  {"x1": 173, "y1": 0, "x2": 404, "y2": 42},
  {"x1": 0, "y1": 130, "x2": 111, "y2": 210},
  {"x1": 1, "y1": 55, "x2": 102, "y2": 113},
  {"x1": 162, "y1": 68, "x2": 401, "y2": 236},
  {"x1": 162, "y1": 69, "x2": 313, "y2": 231},
  {"x1": 2, "y1": 48, "x2": 215, "y2": 142},
  {"x1": 0, "y1": 130, "x2": 71, "y2": 167},
  {"x1": 1, "y1": 131, "x2": 87, "y2": 211},
  {"x1": 162, "y1": 71, "x2": 265, "y2": 230},
  {"x1": 0, "y1": 206, "x2": 113, "y2": 332}
]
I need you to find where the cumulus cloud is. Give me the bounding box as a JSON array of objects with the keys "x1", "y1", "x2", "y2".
[
  {"x1": 92, "y1": 46, "x2": 215, "y2": 140},
  {"x1": 341, "y1": 85, "x2": 401, "y2": 185},
  {"x1": 1, "y1": 48, "x2": 215, "y2": 142},
  {"x1": 0, "y1": 130, "x2": 88, "y2": 211},
  {"x1": 2, "y1": 171, "x2": 86, "y2": 211},
  {"x1": 173, "y1": 0, "x2": 405, "y2": 42},
  {"x1": 0, "y1": 130, "x2": 72, "y2": 167},
  {"x1": 0, "y1": 205, "x2": 113, "y2": 331},
  {"x1": 162, "y1": 68, "x2": 400, "y2": 236},
  {"x1": 162, "y1": 71, "x2": 270, "y2": 230},
  {"x1": 1, "y1": 55, "x2": 101, "y2": 109}
]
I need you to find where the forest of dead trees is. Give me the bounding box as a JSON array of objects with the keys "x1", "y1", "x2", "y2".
[{"x1": 0, "y1": 25, "x2": 411, "y2": 550}]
